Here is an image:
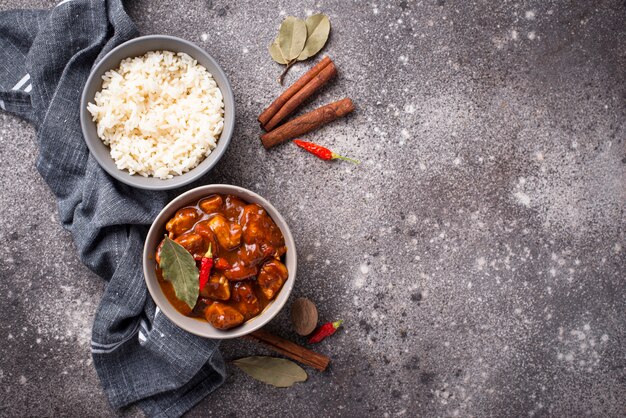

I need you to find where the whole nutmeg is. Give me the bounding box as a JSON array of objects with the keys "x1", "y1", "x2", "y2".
[{"x1": 290, "y1": 297, "x2": 318, "y2": 336}]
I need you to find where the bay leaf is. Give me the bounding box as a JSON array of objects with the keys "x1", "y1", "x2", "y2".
[
  {"x1": 278, "y1": 16, "x2": 307, "y2": 61},
  {"x1": 297, "y1": 14, "x2": 331, "y2": 61},
  {"x1": 233, "y1": 356, "x2": 307, "y2": 388},
  {"x1": 159, "y1": 236, "x2": 199, "y2": 310},
  {"x1": 269, "y1": 38, "x2": 288, "y2": 64}
]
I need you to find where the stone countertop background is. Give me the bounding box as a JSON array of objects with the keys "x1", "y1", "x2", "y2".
[{"x1": 0, "y1": 0, "x2": 625, "y2": 416}]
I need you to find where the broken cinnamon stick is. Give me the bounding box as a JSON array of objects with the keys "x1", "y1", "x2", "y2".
[
  {"x1": 258, "y1": 56, "x2": 333, "y2": 127},
  {"x1": 261, "y1": 98, "x2": 355, "y2": 150},
  {"x1": 243, "y1": 329, "x2": 330, "y2": 371},
  {"x1": 263, "y1": 61, "x2": 337, "y2": 131}
]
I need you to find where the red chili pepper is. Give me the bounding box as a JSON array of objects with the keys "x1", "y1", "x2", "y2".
[
  {"x1": 294, "y1": 140, "x2": 359, "y2": 164},
  {"x1": 308, "y1": 320, "x2": 343, "y2": 344},
  {"x1": 198, "y1": 244, "x2": 213, "y2": 290}
]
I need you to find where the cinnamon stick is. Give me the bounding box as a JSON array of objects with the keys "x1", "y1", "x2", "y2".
[
  {"x1": 263, "y1": 61, "x2": 337, "y2": 131},
  {"x1": 261, "y1": 98, "x2": 355, "y2": 150},
  {"x1": 258, "y1": 56, "x2": 333, "y2": 127},
  {"x1": 243, "y1": 329, "x2": 330, "y2": 371}
]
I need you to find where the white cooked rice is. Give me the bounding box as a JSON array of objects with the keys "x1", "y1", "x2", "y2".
[{"x1": 87, "y1": 50, "x2": 224, "y2": 179}]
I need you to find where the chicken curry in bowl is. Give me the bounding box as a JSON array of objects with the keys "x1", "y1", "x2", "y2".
[{"x1": 155, "y1": 193, "x2": 289, "y2": 330}]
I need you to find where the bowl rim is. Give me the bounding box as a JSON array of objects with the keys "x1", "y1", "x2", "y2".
[
  {"x1": 142, "y1": 184, "x2": 297, "y2": 339},
  {"x1": 79, "y1": 34, "x2": 235, "y2": 191}
]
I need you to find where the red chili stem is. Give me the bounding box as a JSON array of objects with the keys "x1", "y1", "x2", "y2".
[{"x1": 331, "y1": 153, "x2": 360, "y2": 164}]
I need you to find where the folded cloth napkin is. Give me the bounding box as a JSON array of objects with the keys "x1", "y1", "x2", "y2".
[{"x1": 0, "y1": 1, "x2": 225, "y2": 416}]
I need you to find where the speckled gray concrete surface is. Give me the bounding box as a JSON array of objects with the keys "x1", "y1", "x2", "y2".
[{"x1": 1, "y1": 0, "x2": 625, "y2": 416}]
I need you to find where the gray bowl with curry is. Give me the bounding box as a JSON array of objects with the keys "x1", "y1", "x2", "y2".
[{"x1": 143, "y1": 185, "x2": 297, "y2": 339}]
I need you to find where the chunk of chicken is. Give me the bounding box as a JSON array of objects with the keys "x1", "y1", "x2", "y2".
[
  {"x1": 165, "y1": 207, "x2": 201, "y2": 237},
  {"x1": 200, "y1": 272, "x2": 231, "y2": 301},
  {"x1": 213, "y1": 258, "x2": 231, "y2": 270},
  {"x1": 231, "y1": 282, "x2": 261, "y2": 320},
  {"x1": 235, "y1": 244, "x2": 270, "y2": 267},
  {"x1": 241, "y1": 204, "x2": 286, "y2": 257},
  {"x1": 205, "y1": 302, "x2": 244, "y2": 330},
  {"x1": 174, "y1": 232, "x2": 208, "y2": 260},
  {"x1": 193, "y1": 220, "x2": 219, "y2": 256},
  {"x1": 199, "y1": 195, "x2": 223, "y2": 214},
  {"x1": 208, "y1": 214, "x2": 242, "y2": 250},
  {"x1": 257, "y1": 259, "x2": 288, "y2": 300},
  {"x1": 223, "y1": 195, "x2": 247, "y2": 222},
  {"x1": 224, "y1": 262, "x2": 258, "y2": 281}
]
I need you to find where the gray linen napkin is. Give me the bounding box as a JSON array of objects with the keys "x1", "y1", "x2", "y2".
[{"x1": 0, "y1": 1, "x2": 226, "y2": 416}]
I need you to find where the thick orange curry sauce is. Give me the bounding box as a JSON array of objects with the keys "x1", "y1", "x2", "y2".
[{"x1": 155, "y1": 194, "x2": 288, "y2": 330}]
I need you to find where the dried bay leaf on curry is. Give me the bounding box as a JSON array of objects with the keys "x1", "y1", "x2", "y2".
[
  {"x1": 233, "y1": 356, "x2": 307, "y2": 388},
  {"x1": 159, "y1": 236, "x2": 199, "y2": 310}
]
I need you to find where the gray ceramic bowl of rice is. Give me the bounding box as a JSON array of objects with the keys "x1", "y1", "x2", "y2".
[{"x1": 80, "y1": 35, "x2": 235, "y2": 190}]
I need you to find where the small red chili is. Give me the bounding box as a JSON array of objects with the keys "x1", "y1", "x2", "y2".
[
  {"x1": 308, "y1": 320, "x2": 343, "y2": 344},
  {"x1": 293, "y1": 140, "x2": 359, "y2": 164},
  {"x1": 198, "y1": 243, "x2": 213, "y2": 291}
]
